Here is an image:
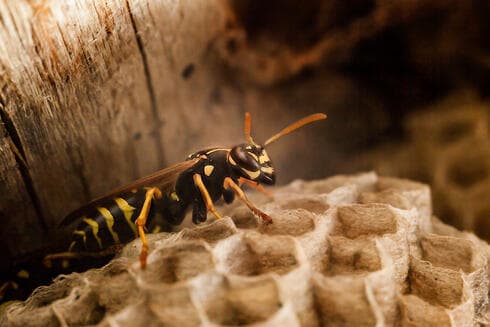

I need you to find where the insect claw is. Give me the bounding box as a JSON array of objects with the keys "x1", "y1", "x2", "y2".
[
  {"x1": 252, "y1": 208, "x2": 272, "y2": 224},
  {"x1": 261, "y1": 213, "x2": 273, "y2": 225}
]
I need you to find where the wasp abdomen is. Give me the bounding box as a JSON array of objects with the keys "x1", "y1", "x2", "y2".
[{"x1": 69, "y1": 189, "x2": 148, "y2": 252}]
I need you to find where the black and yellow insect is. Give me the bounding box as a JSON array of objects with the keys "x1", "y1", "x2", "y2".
[
  {"x1": 42, "y1": 112, "x2": 327, "y2": 269},
  {"x1": 1, "y1": 112, "x2": 326, "y2": 301}
]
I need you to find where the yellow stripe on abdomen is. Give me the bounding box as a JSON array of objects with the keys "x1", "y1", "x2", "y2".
[
  {"x1": 114, "y1": 197, "x2": 137, "y2": 236},
  {"x1": 97, "y1": 207, "x2": 120, "y2": 243},
  {"x1": 72, "y1": 230, "x2": 86, "y2": 246},
  {"x1": 83, "y1": 217, "x2": 103, "y2": 249}
]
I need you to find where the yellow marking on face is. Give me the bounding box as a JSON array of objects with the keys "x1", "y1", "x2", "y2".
[
  {"x1": 73, "y1": 230, "x2": 86, "y2": 245},
  {"x1": 228, "y1": 155, "x2": 237, "y2": 166},
  {"x1": 97, "y1": 207, "x2": 120, "y2": 243},
  {"x1": 259, "y1": 151, "x2": 270, "y2": 164},
  {"x1": 242, "y1": 167, "x2": 261, "y2": 179},
  {"x1": 205, "y1": 148, "x2": 230, "y2": 155},
  {"x1": 170, "y1": 192, "x2": 180, "y2": 201},
  {"x1": 115, "y1": 197, "x2": 137, "y2": 236},
  {"x1": 16, "y1": 270, "x2": 29, "y2": 279},
  {"x1": 204, "y1": 165, "x2": 215, "y2": 176},
  {"x1": 248, "y1": 152, "x2": 258, "y2": 161},
  {"x1": 261, "y1": 166, "x2": 274, "y2": 174},
  {"x1": 83, "y1": 217, "x2": 103, "y2": 249}
]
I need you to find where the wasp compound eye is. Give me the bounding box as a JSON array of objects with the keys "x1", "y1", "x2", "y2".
[{"x1": 230, "y1": 145, "x2": 260, "y2": 172}]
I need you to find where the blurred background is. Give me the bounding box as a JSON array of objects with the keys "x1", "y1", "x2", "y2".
[
  {"x1": 217, "y1": 0, "x2": 490, "y2": 240},
  {"x1": 1, "y1": 0, "x2": 489, "y2": 273}
]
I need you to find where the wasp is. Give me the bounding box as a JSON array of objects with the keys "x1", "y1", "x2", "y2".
[
  {"x1": 40, "y1": 112, "x2": 327, "y2": 270},
  {"x1": 8, "y1": 112, "x2": 326, "y2": 288}
]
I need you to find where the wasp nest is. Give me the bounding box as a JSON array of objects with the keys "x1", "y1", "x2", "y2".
[
  {"x1": 407, "y1": 95, "x2": 490, "y2": 241},
  {"x1": 1, "y1": 172, "x2": 489, "y2": 326},
  {"x1": 358, "y1": 92, "x2": 490, "y2": 241}
]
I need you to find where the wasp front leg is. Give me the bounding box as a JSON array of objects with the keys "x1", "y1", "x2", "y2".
[
  {"x1": 223, "y1": 177, "x2": 272, "y2": 224},
  {"x1": 135, "y1": 187, "x2": 162, "y2": 269},
  {"x1": 239, "y1": 177, "x2": 274, "y2": 199},
  {"x1": 193, "y1": 174, "x2": 223, "y2": 220}
]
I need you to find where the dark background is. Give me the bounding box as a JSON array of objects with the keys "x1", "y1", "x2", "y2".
[{"x1": 219, "y1": 0, "x2": 490, "y2": 240}]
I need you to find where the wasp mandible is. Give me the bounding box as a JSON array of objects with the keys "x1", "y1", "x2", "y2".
[{"x1": 47, "y1": 112, "x2": 327, "y2": 269}]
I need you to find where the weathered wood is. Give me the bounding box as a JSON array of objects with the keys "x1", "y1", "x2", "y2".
[
  {"x1": 0, "y1": 0, "x2": 238, "y2": 258},
  {"x1": 0, "y1": 121, "x2": 46, "y2": 262}
]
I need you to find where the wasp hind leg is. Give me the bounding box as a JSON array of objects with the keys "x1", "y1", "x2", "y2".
[
  {"x1": 42, "y1": 245, "x2": 123, "y2": 268},
  {"x1": 135, "y1": 187, "x2": 162, "y2": 269},
  {"x1": 0, "y1": 281, "x2": 14, "y2": 302},
  {"x1": 193, "y1": 174, "x2": 222, "y2": 220},
  {"x1": 224, "y1": 177, "x2": 272, "y2": 224}
]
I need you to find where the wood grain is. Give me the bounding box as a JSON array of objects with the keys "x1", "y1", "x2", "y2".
[
  {"x1": 0, "y1": 121, "x2": 46, "y2": 263},
  {"x1": 0, "y1": 0, "x2": 239, "y2": 259}
]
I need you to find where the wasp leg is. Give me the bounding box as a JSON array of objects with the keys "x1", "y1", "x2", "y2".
[
  {"x1": 223, "y1": 177, "x2": 272, "y2": 224},
  {"x1": 0, "y1": 281, "x2": 13, "y2": 301},
  {"x1": 193, "y1": 174, "x2": 223, "y2": 220},
  {"x1": 42, "y1": 245, "x2": 123, "y2": 268},
  {"x1": 135, "y1": 187, "x2": 162, "y2": 269},
  {"x1": 239, "y1": 177, "x2": 274, "y2": 199}
]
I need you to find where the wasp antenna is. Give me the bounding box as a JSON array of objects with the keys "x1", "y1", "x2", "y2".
[
  {"x1": 264, "y1": 113, "x2": 327, "y2": 146},
  {"x1": 244, "y1": 112, "x2": 254, "y2": 144}
]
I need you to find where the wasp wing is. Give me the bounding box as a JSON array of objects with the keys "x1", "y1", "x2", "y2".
[{"x1": 58, "y1": 158, "x2": 200, "y2": 228}]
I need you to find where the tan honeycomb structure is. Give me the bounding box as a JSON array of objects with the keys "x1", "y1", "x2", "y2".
[
  {"x1": 1, "y1": 172, "x2": 489, "y2": 326},
  {"x1": 357, "y1": 92, "x2": 490, "y2": 241},
  {"x1": 407, "y1": 94, "x2": 490, "y2": 240}
]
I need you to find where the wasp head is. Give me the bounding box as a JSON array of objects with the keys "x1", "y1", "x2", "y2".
[
  {"x1": 227, "y1": 112, "x2": 326, "y2": 186},
  {"x1": 228, "y1": 144, "x2": 275, "y2": 185}
]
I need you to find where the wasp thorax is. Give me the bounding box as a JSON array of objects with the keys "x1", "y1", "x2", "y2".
[{"x1": 228, "y1": 144, "x2": 275, "y2": 185}]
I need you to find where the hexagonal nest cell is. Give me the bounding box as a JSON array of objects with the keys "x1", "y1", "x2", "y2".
[{"x1": 1, "y1": 173, "x2": 489, "y2": 326}]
